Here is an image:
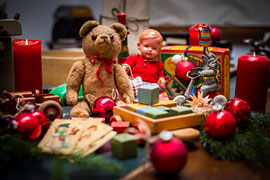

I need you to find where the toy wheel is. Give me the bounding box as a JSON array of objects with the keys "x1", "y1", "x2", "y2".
[
  {"x1": 60, "y1": 95, "x2": 68, "y2": 106},
  {"x1": 38, "y1": 100, "x2": 63, "y2": 121}
]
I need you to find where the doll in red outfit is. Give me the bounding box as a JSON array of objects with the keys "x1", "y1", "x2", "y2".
[{"x1": 123, "y1": 29, "x2": 166, "y2": 89}]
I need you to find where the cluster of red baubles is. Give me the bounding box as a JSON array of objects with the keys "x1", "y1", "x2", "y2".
[
  {"x1": 205, "y1": 98, "x2": 251, "y2": 140},
  {"x1": 9, "y1": 109, "x2": 49, "y2": 140}
]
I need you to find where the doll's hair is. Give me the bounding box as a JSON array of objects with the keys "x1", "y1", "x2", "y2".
[{"x1": 139, "y1": 29, "x2": 163, "y2": 46}]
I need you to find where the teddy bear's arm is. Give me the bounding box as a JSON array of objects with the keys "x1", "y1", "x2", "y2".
[
  {"x1": 66, "y1": 60, "x2": 85, "y2": 106},
  {"x1": 114, "y1": 64, "x2": 134, "y2": 104}
]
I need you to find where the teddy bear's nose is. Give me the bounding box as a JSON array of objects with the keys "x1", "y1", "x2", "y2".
[{"x1": 100, "y1": 35, "x2": 108, "y2": 39}]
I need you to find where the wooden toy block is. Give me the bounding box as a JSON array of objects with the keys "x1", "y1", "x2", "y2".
[
  {"x1": 136, "y1": 106, "x2": 158, "y2": 116},
  {"x1": 154, "y1": 106, "x2": 170, "y2": 112},
  {"x1": 152, "y1": 99, "x2": 177, "y2": 108},
  {"x1": 169, "y1": 106, "x2": 193, "y2": 116},
  {"x1": 145, "y1": 109, "x2": 169, "y2": 119},
  {"x1": 138, "y1": 85, "x2": 159, "y2": 105},
  {"x1": 111, "y1": 133, "x2": 137, "y2": 159},
  {"x1": 111, "y1": 121, "x2": 130, "y2": 134},
  {"x1": 126, "y1": 103, "x2": 148, "y2": 112},
  {"x1": 171, "y1": 128, "x2": 200, "y2": 142}
]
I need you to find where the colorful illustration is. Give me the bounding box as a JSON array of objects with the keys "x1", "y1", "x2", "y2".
[
  {"x1": 73, "y1": 120, "x2": 113, "y2": 154},
  {"x1": 44, "y1": 123, "x2": 71, "y2": 149},
  {"x1": 160, "y1": 46, "x2": 225, "y2": 99},
  {"x1": 38, "y1": 119, "x2": 84, "y2": 154}
]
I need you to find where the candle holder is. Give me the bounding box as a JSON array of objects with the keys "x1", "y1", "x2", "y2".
[{"x1": 13, "y1": 39, "x2": 42, "y2": 93}]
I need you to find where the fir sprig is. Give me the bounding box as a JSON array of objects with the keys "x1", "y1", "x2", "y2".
[
  {"x1": 200, "y1": 112, "x2": 270, "y2": 167},
  {"x1": 0, "y1": 134, "x2": 123, "y2": 173}
]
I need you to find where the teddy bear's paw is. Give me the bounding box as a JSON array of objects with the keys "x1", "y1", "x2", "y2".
[
  {"x1": 122, "y1": 93, "x2": 133, "y2": 104},
  {"x1": 115, "y1": 99, "x2": 126, "y2": 106},
  {"x1": 70, "y1": 109, "x2": 90, "y2": 117}
]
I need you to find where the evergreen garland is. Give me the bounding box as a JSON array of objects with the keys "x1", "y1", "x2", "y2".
[
  {"x1": 0, "y1": 129, "x2": 123, "y2": 174},
  {"x1": 200, "y1": 112, "x2": 270, "y2": 167}
]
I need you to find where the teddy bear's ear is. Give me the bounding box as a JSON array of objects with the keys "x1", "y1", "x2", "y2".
[
  {"x1": 111, "y1": 23, "x2": 127, "y2": 41},
  {"x1": 79, "y1": 20, "x2": 100, "y2": 37}
]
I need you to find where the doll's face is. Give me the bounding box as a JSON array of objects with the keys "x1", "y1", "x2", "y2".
[{"x1": 137, "y1": 37, "x2": 160, "y2": 60}]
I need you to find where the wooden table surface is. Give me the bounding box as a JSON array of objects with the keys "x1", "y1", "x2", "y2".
[{"x1": 121, "y1": 141, "x2": 270, "y2": 180}]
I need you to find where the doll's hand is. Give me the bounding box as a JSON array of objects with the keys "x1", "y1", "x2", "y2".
[
  {"x1": 122, "y1": 64, "x2": 129, "y2": 73},
  {"x1": 158, "y1": 77, "x2": 166, "y2": 88}
]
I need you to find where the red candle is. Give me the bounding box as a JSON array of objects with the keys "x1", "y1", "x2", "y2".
[
  {"x1": 235, "y1": 54, "x2": 270, "y2": 113},
  {"x1": 13, "y1": 39, "x2": 42, "y2": 93}
]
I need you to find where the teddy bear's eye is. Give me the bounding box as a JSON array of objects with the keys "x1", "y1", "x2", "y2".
[
  {"x1": 109, "y1": 35, "x2": 114, "y2": 41},
  {"x1": 92, "y1": 34, "x2": 97, "y2": 40}
]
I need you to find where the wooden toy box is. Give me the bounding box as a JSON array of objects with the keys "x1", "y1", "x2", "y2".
[{"x1": 113, "y1": 106, "x2": 204, "y2": 134}]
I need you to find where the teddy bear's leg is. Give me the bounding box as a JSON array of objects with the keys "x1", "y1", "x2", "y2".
[{"x1": 70, "y1": 100, "x2": 91, "y2": 117}]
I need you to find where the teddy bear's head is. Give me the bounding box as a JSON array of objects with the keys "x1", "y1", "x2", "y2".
[{"x1": 79, "y1": 20, "x2": 127, "y2": 60}]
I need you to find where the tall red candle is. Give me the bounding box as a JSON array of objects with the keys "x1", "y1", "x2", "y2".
[
  {"x1": 13, "y1": 39, "x2": 42, "y2": 93},
  {"x1": 235, "y1": 54, "x2": 270, "y2": 113}
]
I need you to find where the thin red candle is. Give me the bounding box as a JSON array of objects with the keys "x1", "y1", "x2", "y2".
[
  {"x1": 235, "y1": 54, "x2": 270, "y2": 113},
  {"x1": 13, "y1": 39, "x2": 42, "y2": 93}
]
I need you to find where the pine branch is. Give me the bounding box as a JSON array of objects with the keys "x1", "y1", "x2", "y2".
[
  {"x1": 0, "y1": 134, "x2": 123, "y2": 173},
  {"x1": 200, "y1": 112, "x2": 270, "y2": 167}
]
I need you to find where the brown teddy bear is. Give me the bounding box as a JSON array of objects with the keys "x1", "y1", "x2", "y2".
[{"x1": 66, "y1": 20, "x2": 134, "y2": 117}]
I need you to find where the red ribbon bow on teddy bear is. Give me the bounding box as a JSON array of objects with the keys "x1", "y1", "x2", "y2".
[{"x1": 89, "y1": 56, "x2": 116, "y2": 84}]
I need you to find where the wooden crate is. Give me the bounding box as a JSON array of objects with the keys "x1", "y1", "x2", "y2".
[
  {"x1": 113, "y1": 106, "x2": 204, "y2": 134},
  {"x1": 42, "y1": 49, "x2": 85, "y2": 87}
]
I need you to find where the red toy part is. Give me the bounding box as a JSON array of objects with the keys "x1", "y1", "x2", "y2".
[
  {"x1": 189, "y1": 24, "x2": 211, "y2": 46},
  {"x1": 132, "y1": 123, "x2": 146, "y2": 146},
  {"x1": 111, "y1": 121, "x2": 130, "y2": 134},
  {"x1": 0, "y1": 90, "x2": 61, "y2": 119},
  {"x1": 38, "y1": 100, "x2": 63, "y2": 121},
  {"x1": 109, "y1": 115, "x2": 122, "y2": 125}
]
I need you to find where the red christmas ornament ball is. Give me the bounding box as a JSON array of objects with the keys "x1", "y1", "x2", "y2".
[
  {"x1": 151, "y1": 131, "x2": 187, "y2": 174},
  {"x1": 14, "y1": 113, "x2": 41, "y2": 140},
  {"x1": 224, "y1": 98, "x2": 251, "y2": 123},
  {"x1": 175, "y1": 61, "x2": 195, "y2": 82},
  {"x1": 92, "y1": 96, "x2": 116, "y2": 120},
  {"x1": 31, "y1": 110, "x2": 50, "y2": 133},
  {"x1": 211, "y1": 27, "x2": 222, "y2": 41},
  {"x1": 205, "y1": 109, "x2": 237, "y2": 140}
]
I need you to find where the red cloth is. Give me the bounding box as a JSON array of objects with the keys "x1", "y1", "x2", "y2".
[{"x1": 123, "y1": 54, "x2": 164, "y2": 83}]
